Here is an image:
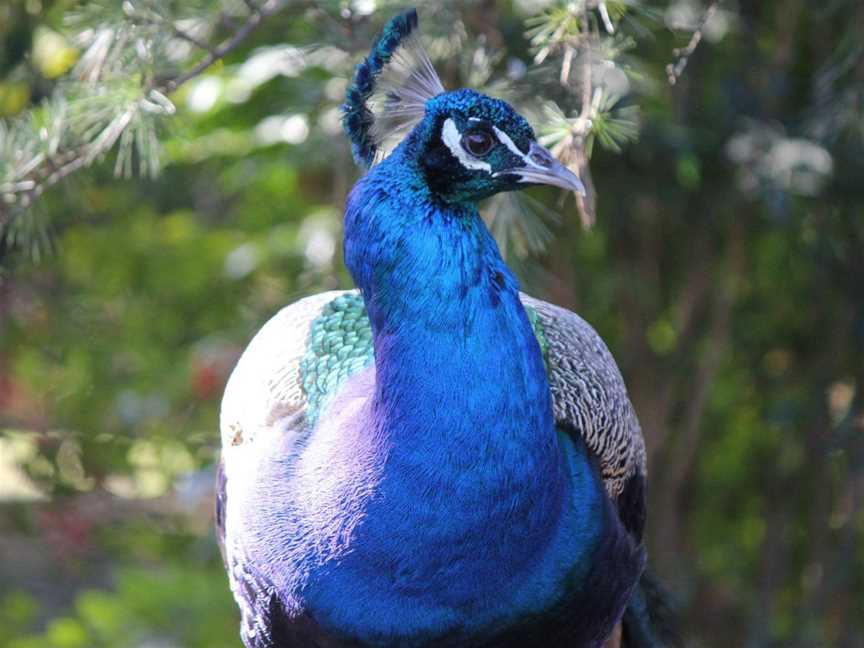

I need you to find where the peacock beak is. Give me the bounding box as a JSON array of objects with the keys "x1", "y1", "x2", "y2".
[{"x1": 503, "y1": 142, "x2": 586, "y2": 196}]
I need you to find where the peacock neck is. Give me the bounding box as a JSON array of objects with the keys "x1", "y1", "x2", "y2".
[{"x1": 343, "y1": 151, "x2": 568, "y2": 592}]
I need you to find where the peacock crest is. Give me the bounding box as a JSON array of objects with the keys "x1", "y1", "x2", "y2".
[{"x1": 342, "y1": 9, "x2": 445, "y2": 168}]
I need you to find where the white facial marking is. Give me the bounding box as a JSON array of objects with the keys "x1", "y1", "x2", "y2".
[
  {"x1": 492, "y1": 125, "x2": 539, "y2": 169},
  {"x1": 442, "y1": 118, "x2": 492, "y2": 173}
]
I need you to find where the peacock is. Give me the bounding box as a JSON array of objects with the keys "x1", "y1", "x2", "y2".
[{"x1": 217, "y1": 9, "x2": 671, "y2": 648}]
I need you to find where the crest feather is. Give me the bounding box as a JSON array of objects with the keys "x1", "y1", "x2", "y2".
[{"x1": 342, "y1": 9, "x2": 445, "y2": 169}]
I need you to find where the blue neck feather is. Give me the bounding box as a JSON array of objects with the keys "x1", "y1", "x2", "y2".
[
  {"x1": 304, "y1": 138, "x2": 621, "y2": 642},
  {"x1": 313, "y1": 47, "x2": 628, "y2": 640},
  {"x1": 329, "y1": 135, "x2": 593, "y2": 620},
  {"x1": 344, "y1": 141, "x2": 563, "y2": 512}
]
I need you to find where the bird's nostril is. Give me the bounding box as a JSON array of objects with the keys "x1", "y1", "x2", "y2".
[{"x1": 530, "y1": 152, "x2": 551, "y2": 167}]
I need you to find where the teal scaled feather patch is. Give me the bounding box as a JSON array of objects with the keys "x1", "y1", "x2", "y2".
[
  {"x1": 525, "y1": 305, "x2": 550, "y2": 362},
  {"x1": 300, "y1": 293, "x2": 550, "y2": 424},
  {"x1": 299, "y1": 293, "x2": 374, "y2": 425}
]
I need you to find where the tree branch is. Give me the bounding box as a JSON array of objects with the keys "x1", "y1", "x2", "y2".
[
  {"x1": 571, "y1": 4, "x2": 596, "y2": 228},
  {"x1": 170, "y1": 25, "x2": 217, "y2": 55},
  {"x1": 666, "y1": 1, "x2": 719, "y2": 85},
  {"x1": 159, "y1": 1, "x2": 281, "y2": 94},
  {"x1": 1, "y1": 1, "x2": 290, "y2": 226}
]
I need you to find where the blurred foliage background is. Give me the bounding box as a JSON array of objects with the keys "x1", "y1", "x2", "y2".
[{"x1": 1, "y1": 0, "x2": 863, "y2": 646}]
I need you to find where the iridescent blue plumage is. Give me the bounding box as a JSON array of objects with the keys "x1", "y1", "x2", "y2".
[
  {"x1": 219, "y1": 8, "x2": 665, "y2": 648},
  {"x1": 334, "y1": 131, "x2": 643, "y2": 643}
]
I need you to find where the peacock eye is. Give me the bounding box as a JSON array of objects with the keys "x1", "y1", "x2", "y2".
[{"x1": 461, "y1": 130, "x2": 495, "y2": 157}]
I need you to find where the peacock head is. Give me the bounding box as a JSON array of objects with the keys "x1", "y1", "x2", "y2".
[
  {"x1": 342, "y1": 8, "x2": 584, "y2": 205},
  {"x1": 410, "y1": 89, "x2": 583, "y2": 203}
]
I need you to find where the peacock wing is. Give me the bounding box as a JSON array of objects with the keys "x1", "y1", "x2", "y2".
[
  {"x1": 218, "y1": 290, "x2": 366, "y2": 648},
  {"x1": 217, "y1": 290, "x2": 649, "y2": 646},
  {"x1": 519, "y1": 294, "x2": 648, "y2": 541}
]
